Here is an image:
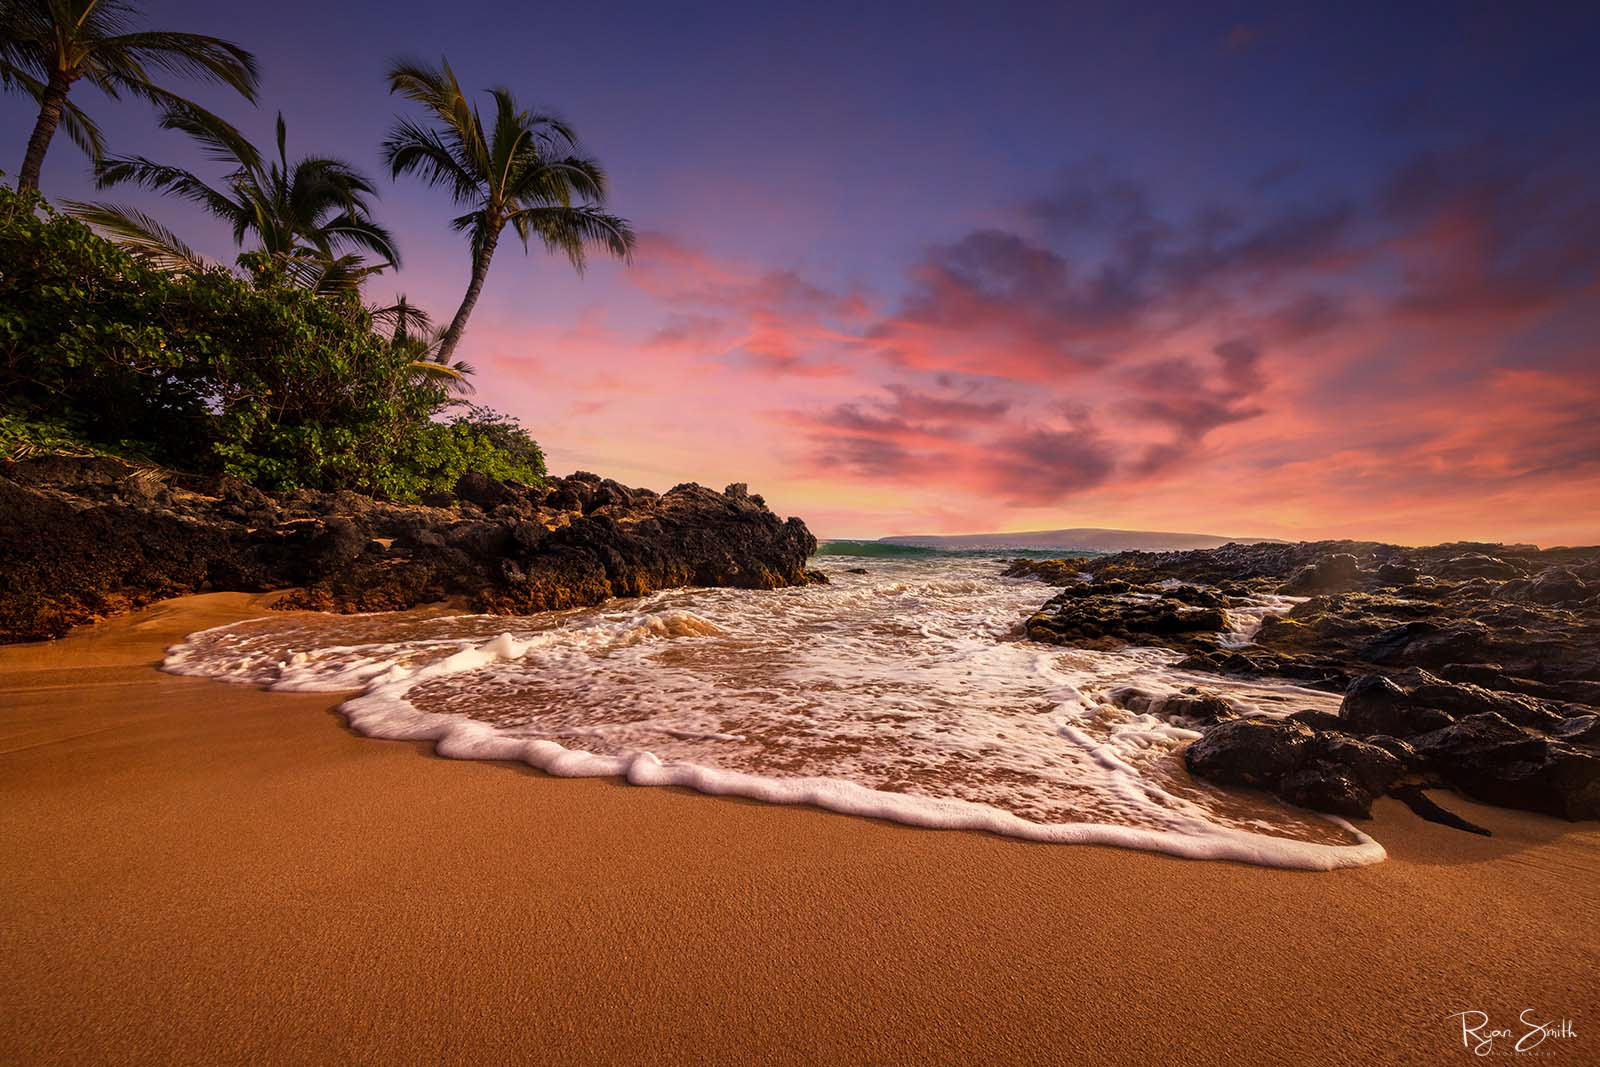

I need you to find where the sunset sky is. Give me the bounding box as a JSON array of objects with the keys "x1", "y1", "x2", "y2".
[{"x1": 7, "y1": 2, "x2": 1598, "y2": 544}]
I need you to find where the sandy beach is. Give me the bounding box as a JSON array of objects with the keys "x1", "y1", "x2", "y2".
[{"x1": 2, "y1": 594, "x2": 1597, "y2": 1065}]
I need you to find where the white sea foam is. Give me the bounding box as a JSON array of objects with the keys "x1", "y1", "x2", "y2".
[{"x1": 163, "y1": 556, "x2": 1382, "y2": 869}]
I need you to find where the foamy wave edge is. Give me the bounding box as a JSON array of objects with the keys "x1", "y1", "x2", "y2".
[{"x1": 164, "y1": 622, "x2": 1386, "y2": 871}]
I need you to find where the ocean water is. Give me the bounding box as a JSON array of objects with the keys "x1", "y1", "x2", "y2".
[{"x1": 163, "y1": 550, "x2": 1384, "y2": 869}]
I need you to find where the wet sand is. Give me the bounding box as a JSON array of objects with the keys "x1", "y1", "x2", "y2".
[{"x1": 2, "y1": 593, "x2": 1597, "y2": 1065}]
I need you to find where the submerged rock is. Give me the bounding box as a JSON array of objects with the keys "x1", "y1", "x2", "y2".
[
  {"x1": 1022, "y1": 580, "x2": 1228, "y2": 650},
  {"x1": 0, "y1": 456, "x2": 818, "y2": 641},
  {"x1": 1104, "y1": 685, "x2": 1237, "y2": 725}
]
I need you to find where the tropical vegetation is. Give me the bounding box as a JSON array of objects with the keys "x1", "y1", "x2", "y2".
[
  {"x1": 71, "y1": 105, "x2": 398, "y2": 293},
  {"x1": 384, "y1": 58, "x2": 635, "y2": 364},
  {"x1": 0, "y1": 2, "x2": 634, "y2": 498},
  {"x1": 0, "y1": 0, "x2": 258, "y2": 192},
  {"x1": 0, "y1": 184, "x2": 544, "y2": 495}
]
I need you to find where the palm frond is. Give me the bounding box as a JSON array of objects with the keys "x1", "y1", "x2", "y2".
[
  {"x1": 371, "y1": 296, "x2": 434, "y2": 341},
  {"x1": 61, "y1": 199, "x2": 210, "y2": 272},
  {"x1": 408, "y1": 360, "x2": 469, "y2": 384},
  {"x1": 56, "y1": 96, "x2": 107, "y2": 160},
  {"x1": 507, "y1": 205, "x2": 636, "y2": 269},
  {"x1": 386, "y1": 57, "x2": 490, "y2": 176},
  {"x1": 149, "y1": 97, "x2": 261, "y2": 170},
  {"x1": 279, "y1": 251, "x2": 383, "y2": 296},
  {"x1": 95, "y1": 30, "x2": 260, "y2": 101},
  {"x1": 382, "y1": 116, "x2": 483, "y2": 203},
  {"x1": 319, "y1": 211, "x2": 400, "y2": 267},
  {"x1": 93, "y1": 153, "x2": 243, "y2": 220}
]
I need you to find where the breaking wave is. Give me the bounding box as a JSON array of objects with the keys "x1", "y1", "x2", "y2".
[{"x1": 164, "y1": 554, "x2": 1383, "y2": 869}]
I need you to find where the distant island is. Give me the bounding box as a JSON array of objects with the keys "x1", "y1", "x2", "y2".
[{"x1": 876, "y1": 528, "x2": 1286, "y2": 553}]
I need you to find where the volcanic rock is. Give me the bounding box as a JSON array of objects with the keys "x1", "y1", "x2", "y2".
[
  {"x1": 1013, "y1": 536, "x2": 1600, "y2": 824},
  {"x1": 1279, "y1": 553, "x2": 1361, "y2": 596},
  {"x1": 0, "y1": 456, "x2": 818, "y2": 641},
  {"x1": 1183, "y1": 718, "x2": 1313, "y2": 789},
  {"x1": 1276, "y1": 734, "x2": 1407, "y2": 818},
  {"x1": 1409, "y1": 713, "x2": 1600, "y2": 820},
  {"x1": 1023, "y1": 581, "x2": 1228, "y2": 650},
  {"x1": 1182, "y1": 717, "x2": 1404, "y2": 818},
  {"x1": 1104, "y1": 685, "x2": 1237, "y2": 725}
]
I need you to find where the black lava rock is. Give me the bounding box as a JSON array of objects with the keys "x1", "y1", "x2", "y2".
[{"x1": 0, "y1": 457, "x2": 818, "y2": 640}]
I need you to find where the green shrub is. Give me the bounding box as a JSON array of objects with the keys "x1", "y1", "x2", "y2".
[
  {"x1": 0, "y1": 185, "x2": 544, "y2": 498},
  {"x1": 0, "y1": 408, "x2": 93, "y2": 459},
  {"x1": 393, "y1": 406, "x2": 548, "y2": 497}
]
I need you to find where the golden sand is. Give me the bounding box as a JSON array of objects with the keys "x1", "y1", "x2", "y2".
[{"x1": 3, "y1": 593, "x2": 1597, "y2": 1064}]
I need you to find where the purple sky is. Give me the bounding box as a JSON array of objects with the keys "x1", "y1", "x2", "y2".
[{"x1": 7, "y1": 1, "x2": 1599, "y2": 542}]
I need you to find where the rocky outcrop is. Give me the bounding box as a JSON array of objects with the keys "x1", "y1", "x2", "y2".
[
  {"x1": 1178, "y1": 668, "x2": 1600, "y2": 823},
  {"x1": 1007, "y1": 538, "x2": 1600, "y2": 825},
  {"x1": 0, "y1": 456, "x2": 818, "y2": 642},
  {"x1": 1182, "y1": 717, "x2": 1406, "y2": 818},
  {"x1": 1006, "y1": 538, "x2": 1599, "y2": 701},
  {"x1": 1000, "y1": 558, "x2": 1093, "y2": 584},
  {"x1": 1409, "y1": 713, "x2": 1600, "y2": 821},
  {"x1": 1021, "y1": 579, "x2": 1228, "y2": 651},
  {"x1": 1279, "y1": 552, "x2": 1361, "y2": 595}
]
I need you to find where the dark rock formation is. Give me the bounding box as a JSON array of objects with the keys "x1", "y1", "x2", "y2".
[
  {"x1": 1184, "y1": 718, "x2": 1314, "y2": 790},
  {"x1": 1103, "y1": 685, "x2": 1237, "y2": 725},
  {"x1": 1279, "y1": 552, "x2": 1360, "y2": 595},
  {"x1": 1375, "y1": 561, "x2": 1420, "y2": 586},
  {"x1": 1183, "y1": 718, "x2": 1404, "y2": 818},
  {"x1": 1286, "y1": 709, "x2": 1350, "y2": 734},
  {"x1": 1021, "y1": 579, "x2": 1228, "y2": 651},
  {"x1": 1340, "y1": 674, "x2": 1455, "y2": 736},
  {"x1": 0, "y1": 457, "x2": 818, "y2": 642},
  {"x1": 1391, "y1": 786, "x2": 1492, "y2": 836},
  {"x1": 1277, "y1": 734, "x2": 1407, "y2": 819},
  {"x1": 1006, "y1": 538, "x2": 1600, "y2": 705},
  {"x1": 1007, "y1": 537, "x2": 1600, "y2": 824},
  {"x1": 1179, "y1": 668, "x2": 1600, "y2": 823},
  {"x1": 1000, "y1": 558, "x2": 1092, "y2": 584},
  {"x1": 1410, "y1": 713, "x2": 1600, "y2": 821}
]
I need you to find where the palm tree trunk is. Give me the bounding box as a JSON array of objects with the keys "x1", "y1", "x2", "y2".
[
  {"x1": 18, "y1": 74, "x2": 72, "y2": 194},
  {"x1": 436, "y1": 229, "x2": 500, "y2": 365}
]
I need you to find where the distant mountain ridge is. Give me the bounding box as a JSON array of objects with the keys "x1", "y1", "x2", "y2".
[{"x1": 877, "y1": 527, "x2": 1286, "y2": 553}]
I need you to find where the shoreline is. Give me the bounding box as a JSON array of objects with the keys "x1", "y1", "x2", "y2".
[{"x1": 3, "y1": 595, "x2": 1598, "y2": 1064}]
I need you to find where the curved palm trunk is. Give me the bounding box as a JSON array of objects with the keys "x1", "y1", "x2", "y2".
[
  {"x1": 436, "y1": 228, "x2": 500, "y2": 364},
  {"x1": 18, "y1": 74, "x2": 72, "y2": 194}
]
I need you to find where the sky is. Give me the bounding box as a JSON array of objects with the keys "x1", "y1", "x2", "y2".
[{"x1": 6, "y1": 1, "x2": 1599, "y2": 544}]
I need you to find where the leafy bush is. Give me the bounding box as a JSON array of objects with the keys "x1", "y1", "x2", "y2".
[
  {"x1": 0, "y1": 408, "x2": 94, "y2": 459},
  {"x1": 394, "y1": 406, "x2": 547, "y2": 496},
  {"x1": 0, "y1": 185, "x2": 543, "y2": 497}
]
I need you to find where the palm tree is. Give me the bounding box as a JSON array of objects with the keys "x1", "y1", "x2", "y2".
[
  {"x1": 382, "y1": 57, "x2": 635, "y2": 364},
  {"x1": 0, "y1": 0, "x2": 258, "y2": 193},
  {"x1": 68, "y1": 105, "x2": 399, "y2": 291},
  {"x1": 372, "y1": 294, "x2": 475, "y2": 391}
]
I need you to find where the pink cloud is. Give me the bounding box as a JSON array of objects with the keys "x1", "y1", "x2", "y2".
[{"x1": 465, "y1": 144, "x2": 1600, "y2": 544}]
